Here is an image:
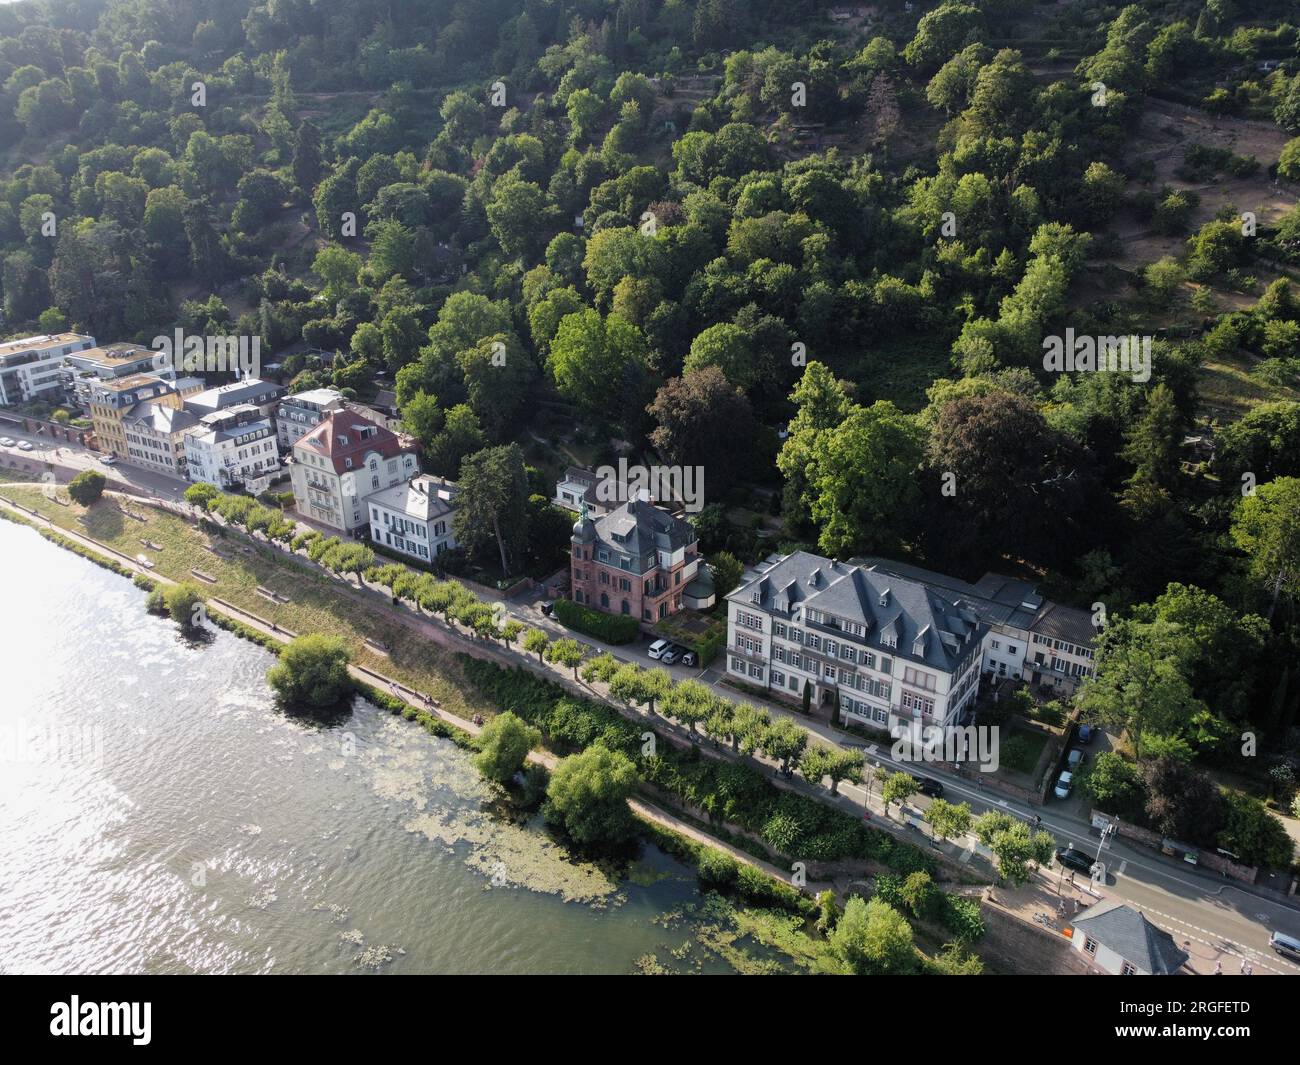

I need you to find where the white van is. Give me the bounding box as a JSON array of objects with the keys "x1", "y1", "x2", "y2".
[
  {"x1": 1270, "y1": 930, "x2": 1300, "y2": 961},
  {"x1": 647, "y1": 639, "x2": 672, "y2": 660}
]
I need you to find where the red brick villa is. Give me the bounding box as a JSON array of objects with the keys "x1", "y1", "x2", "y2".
[{"x1": 570, "y1": 493, "x2": 715, "y2": 624}]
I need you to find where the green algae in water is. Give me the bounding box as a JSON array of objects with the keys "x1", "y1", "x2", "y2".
[{"x1": 368, "y1": 716, "x2": 622, "y2": 904}]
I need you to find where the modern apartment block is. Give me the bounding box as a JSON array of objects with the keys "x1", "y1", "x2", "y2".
[
  {"x1": 0, "y1": 333, "x2": 96, "y2": 405},
  {"x1": 183, "y1": 404, "x2": 280, "y2": 488},
  {"x1": 569, "y1": 494, "x2": 714, "y2": 623},
  {"x1": 290, "y1": 410, "x2": 419, "y2": 533},
  {"x1": 60, "y1": 343, "x2": 179, "y2": 411},
  {"x1": 276, "y1": 387, "x2": 344, "y2": 450},
  {"x1": 857, "y1": 557, "x2": 1098, "y2": 696},
  {"x1": 725, "y1": 552, "x2": 986, "y2": 735},
  {"x1": 366, "y1": 474, "x2": 459, "y2": 563}
]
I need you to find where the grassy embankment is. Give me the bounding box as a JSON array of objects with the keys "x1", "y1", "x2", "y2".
[{"x1": 0, "y1": 484, "x2": 493, "y2": 723}]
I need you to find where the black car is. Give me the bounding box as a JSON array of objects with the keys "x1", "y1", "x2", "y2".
[
  {"x1": 910, "y1": 774, "x2": 944, "y2": 798},
  {"x1": 1055, "y1": 847, "x2": 1096, "y2": 875},
  {"x1": 539, "y1": 601, "x2": 554, "y2": 617}
]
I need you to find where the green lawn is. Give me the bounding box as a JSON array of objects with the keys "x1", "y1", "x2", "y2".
[
  {"x1": 3, "y1": 485, "x2": 496, "y2": 722},
  {"x1": 998, "y1": 728, "x2": 1050, "y2": 777}
]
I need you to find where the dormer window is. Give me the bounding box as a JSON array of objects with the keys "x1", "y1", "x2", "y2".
[
  {"x1": 339, "y1": 434, "x2": 349, "y2": 445},
  {"x1": 881, "y1": 633, "x2": 896, "y2": 648},
  {"x1": 879, "y1": 589, "x2": 890, "y2": 607},
  {"x1": 751, "y1": 590, "x2": 761, "y2": 604}
]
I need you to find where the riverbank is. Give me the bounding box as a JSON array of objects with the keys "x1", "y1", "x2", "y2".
[
  {"x1": 0, "y1": 483, "x2": 995, "y2": 971},
  {"x1": 0, "y1": 491, "x2": 839, "y2": 911}
]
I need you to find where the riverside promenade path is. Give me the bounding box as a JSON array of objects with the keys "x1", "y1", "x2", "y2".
[{"x1": 0, "y1": 490, "x2": 829, "y2": 897}]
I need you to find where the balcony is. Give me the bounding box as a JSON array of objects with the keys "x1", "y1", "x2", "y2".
[{"x1": 730, "y1": 643, "x2": 767, "y2": 662}]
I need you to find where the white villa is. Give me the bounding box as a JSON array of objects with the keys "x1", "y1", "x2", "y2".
[{"x1": 367, "y1": 474, "x2": 460, "y2": 563}]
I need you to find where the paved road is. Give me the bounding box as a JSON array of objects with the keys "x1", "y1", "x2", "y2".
[
  {"x1": 0, "y1": 425, "x2": 191, "y2": 500},
  {"x1": 493, "y1": 590, "x2": 1300, "y2": 971},
  {"x1": 8, "y1": 436, "x2": 1299, "y2": 972}
]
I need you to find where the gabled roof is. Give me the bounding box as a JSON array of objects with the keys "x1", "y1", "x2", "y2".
[
  {"x1": 1029, "y1": 601, "x2": 1099, "y2": 646},
  {"x1": 294, "y1": 409, "x2": 412, "y2": 474},
  {"x1": 1072, "y1": 900, "x2": 1189, "y2": 974},
  {"x1": 123, "y1": 400, "x2": 198, "y2": 435},
  {"x1": 730, "y1": 551, "x2": 985, "y2": 673},
  {"x1": 185, "y1": 378, "x2": 285, "y2": 415}
]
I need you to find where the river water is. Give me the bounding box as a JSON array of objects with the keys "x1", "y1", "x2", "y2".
[{"x1": 0, "y1": 518, "x2": 770, "y2": 974}]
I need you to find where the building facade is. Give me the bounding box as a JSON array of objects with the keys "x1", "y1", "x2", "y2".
[
  {"x1": 60, "y1": 343, "x2": 174, "y2": 411},
  {"x1": 276, "y1": 387, "x2": 344, "y2": 450},
  {"x1": 366, "y1": 474, "x2": 459, "y2": 563},
  {"x1": 290, "y1": 410, "x2": 419, "y2": 533},
  {"x1": 183, "y1": 404, "x2": 280, "y2": 487},
  {"x1": 569, "y1": 495, "x2": 713, "y2": 623},
  {"x1": 0, "y1": 333, "x2": 95, "y2": 405},
  {"x1": 88, "y1": 375, "x2": 184, "y2": 461},
  {"x1": 725, "y1": 552, "x2": 986, "y2": 736},
  {"x1": 121, "y1": 402, "x2": 199, "y2": 477},
  {"x1": 857, "y1": 558, "x2": 1098, "y2": 696}
]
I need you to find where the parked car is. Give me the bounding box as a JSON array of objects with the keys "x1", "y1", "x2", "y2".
[
  {"x1": 647, "y1": 638, "x2": 672, "y2": 660},
  {"x1": 17, "y1": 440, "x2": 33, "y2": 451},
  {"x1": 1270, "y1": 931, "x2": 1300, "y2": 961},
  {"x1": 910, "y1": 774, "x2": 944, "y2": 798},
  {"x1": 678, "y1": 649, "x2": 697, "y2": 667},
  {"x1": 0, "y1": 436, "x2": 15, "y2": 446},
  {"x1": 659, "y1": 646, "x2": 681, "y2": 665},
  {"x1": 1077, "y1": 723, "x2": 1094, "y2": 744},
  {"x1": 539, "y1": 601, "x2": 554, "y2": 617},
  {"x1": 101, "y1": 454, "x2": 117, "y2": 465},
  {"x1": 1054, "y1": 770, "x2": 1074, "y2": 799},
  {"x1": 1055, "y1": 847, "x2": 1096, "y2": 875},
  {"x1": 1066, "y1": 748, "x2": 1085, "y2": 770}
]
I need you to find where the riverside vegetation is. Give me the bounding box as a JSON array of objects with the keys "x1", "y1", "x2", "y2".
[{"x1": 0, "y1": 481, "x2": 987, "y2": 973}]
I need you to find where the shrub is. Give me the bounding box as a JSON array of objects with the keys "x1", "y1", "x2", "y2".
[
  {"x1": 553, "y1": 598, "x2": 640, "y2": 643},
  {"x1": 941, "y1": 894, "x2": 985, "y2": 944},
  {"x1": 474, "y1": 711, "x2": 541, "y2": 783},
  {"x1": 697, "y1": 848, "x2": 740, "y2": 889},
  {"x1": 266, "y1": 633, "x2": 352, "y2": 709},
  {"x1": 67, "y1": 470, "x2": 106, "y2": 505}
]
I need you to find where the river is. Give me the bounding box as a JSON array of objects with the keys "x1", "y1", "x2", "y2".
[{"x1": 0, "y1": 517, "x2": 787, "y2": 974}]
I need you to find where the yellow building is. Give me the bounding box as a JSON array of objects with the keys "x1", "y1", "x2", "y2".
[{"x1": 88, "y1": 376, "x2": 183, "y2": 460}]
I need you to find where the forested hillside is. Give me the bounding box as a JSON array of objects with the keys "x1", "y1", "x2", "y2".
[{"x1": 2, "y1": 0, "x2": 1300, "y2": 796}]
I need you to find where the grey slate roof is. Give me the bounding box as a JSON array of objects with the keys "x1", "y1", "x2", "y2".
[
  {"x1": 366, "y1": 475, "x2": 458, "y2": 521},
  {"x1": 1029, "y1": 601, "x2": 1098, "y2": 646},
  {"x1": 185, "y1": 378, "x2": 285, "y2": 415},
  {"x1": 1072, "y1": 900, "x2": 1189, "y2": 974},
  {"x1": 123, "y1": 401, "x2": 198, "y2": 434},
  {"x1": 588, "y1": 497, "x2": 696, "y2": 567},
  {"x1": 856, "y1": 555, "x2": 1097, "y2": 649},
  {"x1": 731, "y1": 551, "x2": 985, "y2": 673}
]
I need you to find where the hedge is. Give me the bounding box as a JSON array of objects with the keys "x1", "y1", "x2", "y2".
[{"x1": 553, "y1": 598, "x2": 640, "y2": 644}]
